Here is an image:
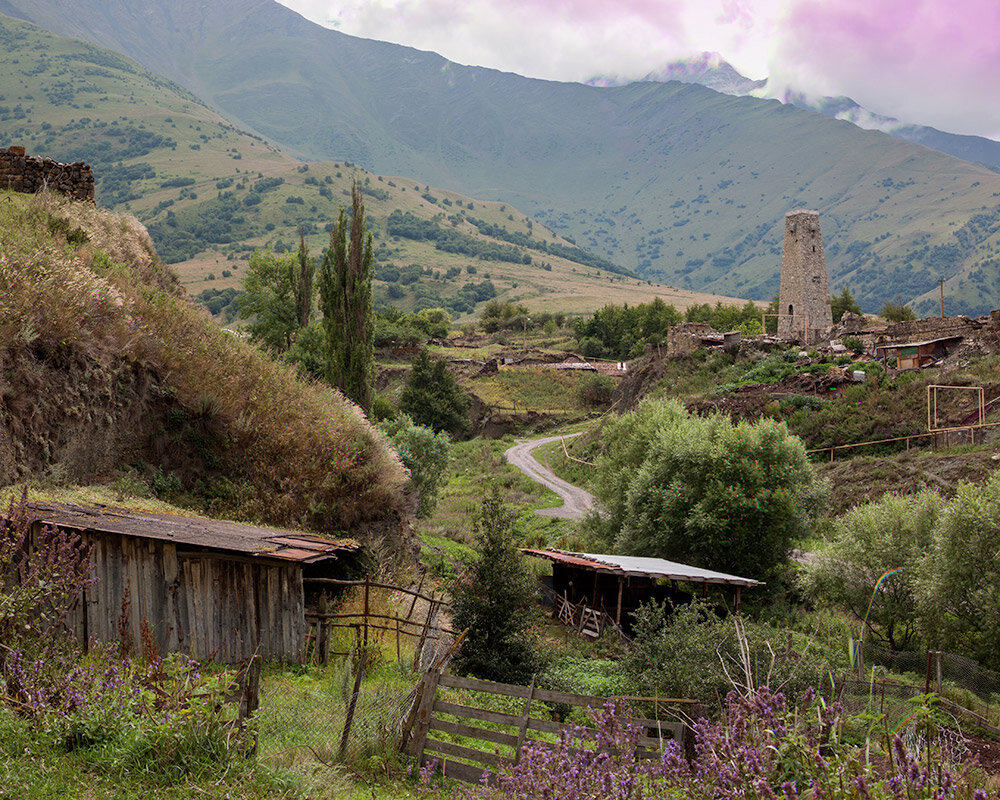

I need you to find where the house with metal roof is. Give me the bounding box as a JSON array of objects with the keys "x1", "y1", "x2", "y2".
[
  {"x1": 25, "y1": 502, "x2": 359, "y2": 663},
  {"x1": 522, "y1": 549, "x2": 762, "y2": 636}
]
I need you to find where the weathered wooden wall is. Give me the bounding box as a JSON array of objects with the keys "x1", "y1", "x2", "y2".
[{"x1": 47, "y1": 524, "x2": 306, "y2": 663}]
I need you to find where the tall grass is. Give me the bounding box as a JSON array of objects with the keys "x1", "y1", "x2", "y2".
[{"x1": 0, "y1": 191, "x2": 407, "y2": 533}]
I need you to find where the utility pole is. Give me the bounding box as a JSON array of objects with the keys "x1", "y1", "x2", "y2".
[{"x1": 940, "y1": 279, "x2": 945, "y2": 318}]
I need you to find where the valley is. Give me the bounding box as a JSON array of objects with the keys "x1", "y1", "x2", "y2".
[{"x1": 3, "y1": 2, "x2": 1000, "y2": 799}]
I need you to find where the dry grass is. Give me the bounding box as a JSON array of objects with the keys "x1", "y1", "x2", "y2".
[{"x1": 0, "y1": 191, "x2": 408, "y2": 533}]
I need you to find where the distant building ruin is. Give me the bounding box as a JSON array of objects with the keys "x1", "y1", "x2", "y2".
[
  {"x1": 777, "y1": 210, "x2": 832, "y2": 342},
  {"x1": 0, "y1": 145, "x2": 94, "y2": 203}
]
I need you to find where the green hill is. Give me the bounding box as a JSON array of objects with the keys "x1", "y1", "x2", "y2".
[
  {"x1": 4, "y1": 0, "x2": 1000, "y2": 314},
  {"x1": 0, "y1": 13, "x2": 745, "y2": 319}
]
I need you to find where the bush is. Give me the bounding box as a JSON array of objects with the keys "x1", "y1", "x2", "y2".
[
  {"x1": 377, "y1": 414, "x2": 450, "y2": 518},
  {"x1": 578, "y1": 373, "x2": 615, "y2": 407},
  {"x1": 800, "y1": 491, "x2": 940, "y2": 650},
  {"x1": 450, "y1": 687, "x2": 983, "y2": 800},
  {"x1": 841, "y1": 335, "x2": 864, "y2": 353},
  {"x1": 399, "y1": 350, "x2": 471, "y2": 436},
  {"x1": 595, "y1": 400, "x2": 825, "y2": 582}
]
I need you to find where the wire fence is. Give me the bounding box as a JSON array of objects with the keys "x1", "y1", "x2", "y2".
[
  {"x1": 254, "y1": 577, "x2": 459, "y2": 769},
  {"x1": 848, "y1": 639, "x2": 1000, "y2": 732}
]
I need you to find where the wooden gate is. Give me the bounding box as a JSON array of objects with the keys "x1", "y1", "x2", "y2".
[{"x1": 402, "y1": 670, "x2": 693, "y2": 785}]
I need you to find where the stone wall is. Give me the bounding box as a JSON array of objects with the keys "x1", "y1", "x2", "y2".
[
  {"x1": 667, "y1": 322, "x2": 719, "y2": 356},
  {"x1": 0, "y1": 145, "x2": 94, "y2": 203},
  {"x1": 878, "y1": 316, "x2": 985, "y2": 346}
]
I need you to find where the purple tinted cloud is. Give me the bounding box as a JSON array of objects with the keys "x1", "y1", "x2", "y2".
[{"x1": 773, "y1": 0, "x2": 1000, "y2": 137}]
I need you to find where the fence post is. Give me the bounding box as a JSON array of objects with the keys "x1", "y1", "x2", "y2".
[
  {"x1": 513, "y1": 673, "x2": 537, "y2": 766},
  {"x1": 925, "y1": 650, "x2": 933, "y2": 694},
  {"x1": 338, "y1": 646, "x2": 368, "y2": 759},
  {"x1": 363, "y1": 574, "x2": 370, "y2": 652},
  {"x1": 857, "y1": 639, "x2": 864, "y2": 680},
  {"x1": 404, "y1": 667, "x2": 442, "y2": 758},
  {"x1": 237, "y1": 656, "x2": 261, "y2": 755},
  {"x1": 317, "y1": 592, "x2": 329, "y2": 667},
  {"x1": 936, "y1": 651, "x2": 943, "y2": 694},
  {"x1": 413, "y1": 595, "x2": 437, "y2": 672}
]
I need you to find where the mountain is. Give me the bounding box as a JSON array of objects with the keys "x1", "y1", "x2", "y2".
[
  {"x1": 588, "y1": 53, "x2": 767, "y2": 96},
  {"x1": 5, "y1": 1, "x2": 1000, "y2": 316},
  {"x1": 0, "y1": 13, "x2": 747, "y2": 320},
  {"x1": 780, "y1": 91, "x2": 1000, "y2": 172},
  {"x1": 611, "y1": 53, "x2": 1000, "y2": 172}
]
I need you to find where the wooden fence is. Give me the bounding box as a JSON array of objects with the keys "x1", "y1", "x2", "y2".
[
  {"x1": 553, "y1": 590, "x2": 623, "y2": 640},
  {"x1": 303, "y1": 577, "x2": 457, "y2": 668},
  {"x1": 402, "y1": 670, "x2": 696, "y2": 785}
]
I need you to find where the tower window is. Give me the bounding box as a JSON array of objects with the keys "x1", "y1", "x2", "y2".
[{"x1": 788, "y1": 304, "x2": 794, "y2": 316}]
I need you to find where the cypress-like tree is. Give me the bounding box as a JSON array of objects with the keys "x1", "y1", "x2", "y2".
[
  {"x1": 319, "y1": 183, "x2": 375, "y2": 412},
  {"x1": 450, "y1": 486, "x2": 540, "y2": 683},
  {"x1": 293, "y1": 229, "x2": 315, "y2": 329}
]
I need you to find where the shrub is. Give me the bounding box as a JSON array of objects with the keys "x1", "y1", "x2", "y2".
[
  {"x1": 595, "y1": 400, "x2": 825, "y2": 582},
  {"x1": 841, "y1": 335, "x2": 864, "y2": 354},
  {"x1": 378, "y1": 414, "x2": 450, "y2": 518},
  {"x1": 400, "y1": 350, "x2": 471, "y2": 436},
  {"x1": 578, "y1": 373, "x2": 616, "y2": 407},
  {"x1": 450, "y1": 688, "x2": 983, "y2": 800},
  {"x1": 800, "y1": 491, "x2": 940, "y2": 650}
]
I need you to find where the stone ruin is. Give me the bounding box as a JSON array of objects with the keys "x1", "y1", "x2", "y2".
[
  {"x1": 0, "y1": 145, "x2": 94, "y2": 203},
  {"x1": 777, "y1": 210, "x2": 833, "y2": 343}
]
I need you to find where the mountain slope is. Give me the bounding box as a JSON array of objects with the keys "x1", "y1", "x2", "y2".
[
  {"x1": 0, "y1": 13, "x2": 754, "y2": 319},
  {"x1": 6, "y1": 1, "x2": 1000, "y2": 314},
  {"x1": 0, "y1": 189, "x2": 409, "y2": 535}
]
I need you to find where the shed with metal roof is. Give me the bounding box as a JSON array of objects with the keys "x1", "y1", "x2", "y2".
[
  {"x1": 24, "y1": 502, "x2": 359, "y2": 663},
  {"x1": 522, "y1": 549, "x2": 761, "y2": 632}
]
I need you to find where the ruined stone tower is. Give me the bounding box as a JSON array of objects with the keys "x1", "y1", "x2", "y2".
[{"x1": 777, "y1": 210, "x2": 832, "y2": 342}]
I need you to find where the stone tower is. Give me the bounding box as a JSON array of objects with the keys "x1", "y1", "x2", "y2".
[{"x1": 777, "y1": 210, "x2": 832, "y2": 342}]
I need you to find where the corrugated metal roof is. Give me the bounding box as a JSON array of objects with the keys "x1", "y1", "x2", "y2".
[
  {"x1": 876, "y1": 336, "x2": 963, "y2": 351},
  {"x1": 522, "y1": 548, "x2": 761, "y2": 587},
  {"x1": 26, "y1": 502, "x2": 358, "y2": 564}
]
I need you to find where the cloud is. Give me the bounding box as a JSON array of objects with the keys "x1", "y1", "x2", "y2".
[
  {"x1": 278, "y1": 0, "x2": 769, "y2": 81},
  {"x1": 770, "y1": 0, "x2": 1000, "y2": 138},
  {"x1": 278, "y1": 0, "x2": 1000, "y2": 138}
]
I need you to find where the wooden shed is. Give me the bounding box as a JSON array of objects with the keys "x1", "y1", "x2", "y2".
[
  {"x1": 876, "y1": 336, "x2": 963, "y2": 370},
  {"x1": 522, "y1": 549, "x2": 761, "y2": 634},
  {"x1": 25, "y1": 502, "x2": 359, "y2": 664}
]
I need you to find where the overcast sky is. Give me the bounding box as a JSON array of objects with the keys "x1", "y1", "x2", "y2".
[{"x1": 277, "y1": 0, "x2": 1000, "y2": 140}]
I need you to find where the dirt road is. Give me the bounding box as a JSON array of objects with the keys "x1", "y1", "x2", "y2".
[{"x1": 504, "y1": 433, "x2": 597, "y2": 520}]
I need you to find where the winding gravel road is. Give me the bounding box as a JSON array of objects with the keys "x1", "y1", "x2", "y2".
[{"x1": 504, "y1": 433, "x2": 597, "y2": 520}]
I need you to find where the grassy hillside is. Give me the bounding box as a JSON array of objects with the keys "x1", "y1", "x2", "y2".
[
  {"x1": 0, "y1": 13, "x2": 744, "y2": 320},
  {"x1": 6, "y1": 1, "x2": 1000, "y2": 313},
  {"x1": 0, "y1": 189, "x2": 408, "y2": 535}
]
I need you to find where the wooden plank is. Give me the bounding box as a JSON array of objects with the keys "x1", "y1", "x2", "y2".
[
  {"x1": 429, "y1": 756, "x2": 486, "y2": 785},
  {"x1": 424, "y1": 737, "x2": 512, "y2": 768},
  {"x1": 526, "y1": 717, "x2": 598, "y2": 738},
  {"x1": 438, "y1": 673, "x2": 534, "y2": 698},
  {"x1": 632, "y1": 717, "x2": 686, "y2": 733},
  {"x1": 407, "y1": 669, "x2": 442, "y2": 757},
  {"x1": 531, "y1": 687, "x2": 608, "y2": 707},
  {"x1": 429, "y1": 718, "x2": 519, "y2": 749},
  {"x1": 433, "y1": 700, "x2": 522, "y2": 728}
]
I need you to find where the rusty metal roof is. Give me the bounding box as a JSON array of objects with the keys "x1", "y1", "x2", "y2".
[
  {"x1": 521, "y1": 548, "x2": 762, "y2": 587},
  {"x1": 26, "y1": 502, "x2": 358, "y2": 564}
]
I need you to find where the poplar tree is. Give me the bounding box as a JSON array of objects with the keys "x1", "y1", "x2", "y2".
[
  {"x1": 294, "y1": 230, "x2": 314, "y2": 329},
  {"x1": 319, "y1": 183, "x2": 374, "y2": 412}
]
